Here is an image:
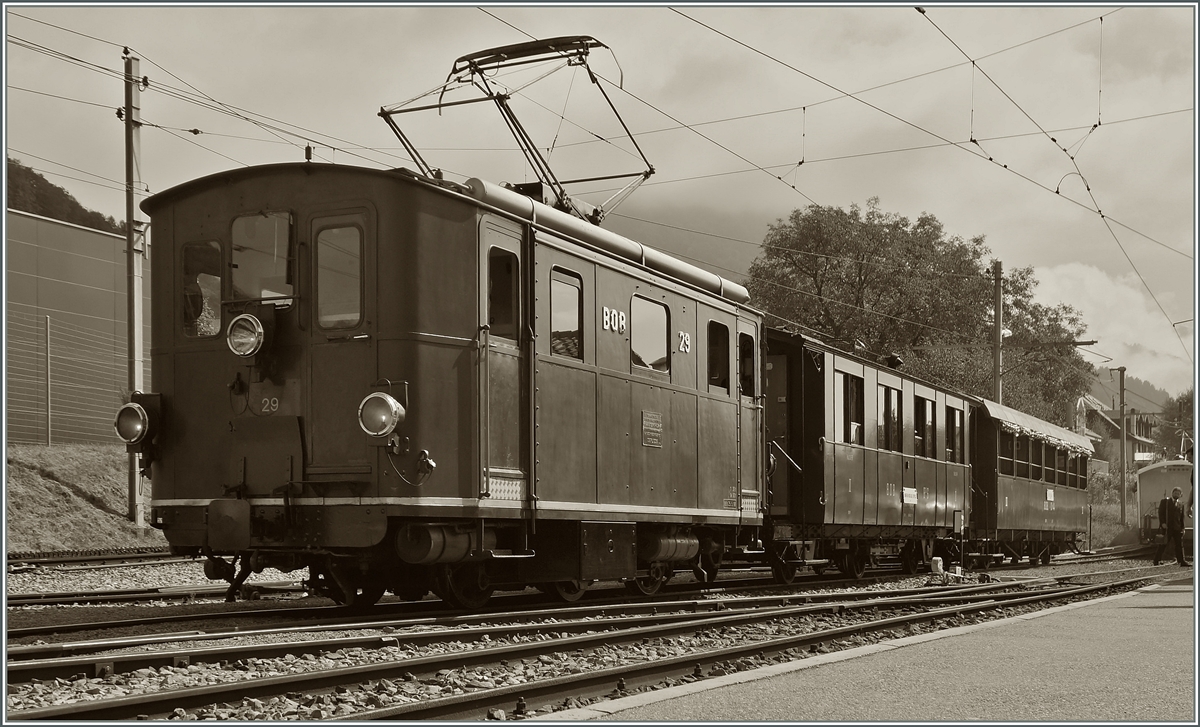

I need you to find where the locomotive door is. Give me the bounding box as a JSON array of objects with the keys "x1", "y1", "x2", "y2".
[
  {"x1": 479, "y1": 217, "x2": 528, "y2": 502},
  {"x1": 306, "y1": 209, "x2": 376, "y2": 474}
]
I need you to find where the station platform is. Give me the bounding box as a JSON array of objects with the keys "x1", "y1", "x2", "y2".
[{"x1": 541, "y1": 573, "x2": 1195, "y2": 723}]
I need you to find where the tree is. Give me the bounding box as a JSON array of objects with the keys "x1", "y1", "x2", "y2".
[
  {"x1": 745, "y1": 198, "x2": 1094, "y2": 426},
  {"x1": 1152, "y1": 387, "x2": 1194, "y2": 457},
  {"x1": 7, "y1": 156, "x2": 125, "y2": 235}
]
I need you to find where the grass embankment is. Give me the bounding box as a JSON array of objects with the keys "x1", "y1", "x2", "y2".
[
  {"x1": 6, "y1": 443, "x2": 166, "y2": 552},
  {"x1": 1084, "y1": 502, "x2": 1142, "y2": 551}
]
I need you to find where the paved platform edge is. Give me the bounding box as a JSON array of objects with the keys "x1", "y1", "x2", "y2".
[{"x1": 532, "y1": 584, "x2": 1166, "y2": 721}]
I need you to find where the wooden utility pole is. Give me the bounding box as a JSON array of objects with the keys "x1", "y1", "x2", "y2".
[
  {"x1": 124, "y1": 49, "x2": 145, "y2": 528},
  {"x1": 992, "y1": 260, "x2": 1003, "y2": 404},
  {"x1": 1117, "y1": 366, "x2": 1127, "y2": 527}
]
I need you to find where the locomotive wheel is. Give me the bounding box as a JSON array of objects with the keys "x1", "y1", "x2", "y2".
[
  {"x1": 350, "y1": 582, "x2": 386, "y2": 608},
  {"x1": 772, "y1": 563, "x2": 798, "y2": 584},
  {"x1": 624, "y1": 573, "x2": 666, "y2": 596},
  {"x1": 696, "y1": 548, "x2": 722, "y2": 584},
  {"x1": 546, "y1": 580, "x2": 590, "y2": 603},
  {"x1": 433, "y1": 563, "x2": 493, "y2": 610}
]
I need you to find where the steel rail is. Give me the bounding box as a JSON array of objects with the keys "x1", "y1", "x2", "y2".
[
  {"x1": 6, "y1": 580, "x2": 304, "y2": 607},
  {"x1": 5, "y1": 581, "x2": 1023, "y2": 720},
  {"x1": 8, "y1": 580, "x2": 1018, "y2": 657},
  {"x1": 8, "y1": 581, "x2": 1089, "y2": 684},
  {"x1": 4, "y1": 570, "x2": 918, "y2": 640},
  {"x1": 331, "y1": 576, "x2": 1155, "y2": 721},
  {"x1": 7, "y1": 577, "x2": 1150, "y2": 720},
  {"x1": 6, "y1": 547, "x2": 174, "y2": 566}
]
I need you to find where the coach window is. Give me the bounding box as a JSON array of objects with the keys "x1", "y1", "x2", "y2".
[
  {"x1": 1015, "y1": 435, "x2": 1030, "y2": 478},
  {"x1": 877, "y1": 385, "x2": 902, "y2": 453},
  {"x1": 182, "y1": 240, "x2": 222, "y2": 338},
  {"x1": 998, "y1": 431, "x2": 1015, "y2": 476},
  {"x1": 315, "y1": 225, "x2": 362, "y2": 329},
  {"x1": 1066, "y1": 454, "x2": 1078, "y2": 488},
  {"x1": 1076, "y1": 456, "x2": 1089, "y2": 489},
  {"x1": 708, "y1": 321, "x2": 730, "y2": 394},
  {"x1": 488, "y1": 248, "x2": 520, "y2": 340},
  {"x1": 738, "y1": 332, "x2": 756, "y2": 398},
  {"x1": 914, "y1": 397, "x2": 936, "y2": 459},
  {"x1": 1056, "y1": 449, "x2": 1068, "y2": 485},
  {"x1": 550, "y1": 269, "x2": 582, "y2": 360},
  {"x1": 1031, "y1": 439, "x2": 1044, "y2": 480},
  {"x1": 1045, "y1": 445, "x2": 1058, "y2": 483},
  {"x1": 835, "y1": 371, "x2": 864, "y2": 445},
  {"x1": 232, "y1": 211, "x2": 293, "y2": 306},
  {"x1": 631, "y1": 296, "x2": 669, "y2": 372},
  {"x1": 946, "y1": 406, "x2": 964, "y2": 464}
]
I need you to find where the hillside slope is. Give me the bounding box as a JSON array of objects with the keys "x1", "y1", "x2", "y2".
[{"x1": 5, "y1": 444, "x2": 166, "y2": 552}]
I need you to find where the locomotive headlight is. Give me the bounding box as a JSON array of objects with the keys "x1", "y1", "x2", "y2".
[
  {"x1": 114, "y1": 403, "x2": 150, "y2": 444},
  {"x1": 358, "y1": 392, "x2": 405, "y2": 437},
  {"x1": 226, "y1": 313, "x2": 265, "y2": 357}
]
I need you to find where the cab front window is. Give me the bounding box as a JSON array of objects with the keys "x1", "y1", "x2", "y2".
[
  {"x1": 182, "y1": 240, "x2": 222, "y2": 337},
  {"x1": 232, "y1": 211, "x2": 293, "y2": 305}
]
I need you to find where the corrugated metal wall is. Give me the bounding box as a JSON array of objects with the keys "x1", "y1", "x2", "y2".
[{"x1": 6, "y1": 210, "x2": 153, "y2": 444}]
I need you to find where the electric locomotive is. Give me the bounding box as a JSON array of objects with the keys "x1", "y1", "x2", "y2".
[
  {"x1": 115, "y1": 162, "x2": 767, "y2": 608},
  {"x1": 114, "y1": 35, "x2": 1095, "y2": 608}
]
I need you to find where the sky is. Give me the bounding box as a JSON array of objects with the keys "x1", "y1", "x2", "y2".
[{"x1": 5, "y1": 3, "x2": 1196, "y2": 401}]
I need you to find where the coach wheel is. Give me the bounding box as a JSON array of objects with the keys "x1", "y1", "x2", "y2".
[
  {"x1": 840, "y1": 551, "x2": 866, "y2": 580},
  {"x1": 900, "y1": 546, "x2": 920, "y2": 575},
  {"x1": 1009, "y1": 549, "x2": 1023, "y2": 565},
  {"x1": 772, "y1": 563, "x2": 798, "y2": 585},
  {"x1": 1041, "y1": 549, "x2": 1053, "y2": 566},
  {"x1": 434, "y1": 563, "x2": 493, "y2": 611},
  {"x1": 546, "y1": 580, "x2": 590, "y2": 603}
]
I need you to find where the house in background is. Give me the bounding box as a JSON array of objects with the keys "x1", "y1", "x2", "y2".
[{"x1": 1075, "y1": 393, "x2": 1158, "y2": 476}]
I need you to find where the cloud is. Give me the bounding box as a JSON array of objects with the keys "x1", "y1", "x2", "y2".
[{"x1": 1033, "y1": 262, "x2": 1194, "y2": 395}]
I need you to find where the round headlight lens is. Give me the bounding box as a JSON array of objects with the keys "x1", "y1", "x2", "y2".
[
  {"x1": 358, "y1": 392, "x2": 405, "y2": 437},
  {"x1": 227, "y1": 314, "x2": 265, "y2": 357},
  {"x1": 114, "y1": 403, "x2": 149, "y2": 444}
]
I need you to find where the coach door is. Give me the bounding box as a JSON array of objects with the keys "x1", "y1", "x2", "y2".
[
  {"x1": 306, "y1": 209, "x2": 376, "y2": 475},
  {"x1": 479, "y1": 217, "x2": 528, "y2": 502}
]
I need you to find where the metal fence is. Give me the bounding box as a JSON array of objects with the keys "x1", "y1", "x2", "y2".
[{"x1": 7, "y1": 308, "x2": 151, "y2": 444}]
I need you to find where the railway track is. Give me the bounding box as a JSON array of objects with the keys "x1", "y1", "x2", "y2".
[
  {"x1": 4, "y1": 573, "x2": 1156, "y2": 720},
  {"x1": 6, "y1": 568, "x2": 916, "y2": 641},
  {"x1": 6, "y1": 580, "x2": 305, "y2": 608},
  {"x1": 7, "y1": 548, "x2": 178, "y2": 569}
]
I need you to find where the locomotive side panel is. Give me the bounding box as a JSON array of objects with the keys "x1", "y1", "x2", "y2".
[
  {"x1": 371, "y1": 182, "x2": 478, "y2": 505},
  {"x1": 699, "y1": 307, "x2": 739, "y2": 513},
  {"x1": 533, "y1": 244, "x2": 598, "y2": 507}
]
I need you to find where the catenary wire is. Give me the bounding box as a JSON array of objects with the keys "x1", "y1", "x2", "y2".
[{"x1": 918, "y1": 8, "x2": 1192, "y2": 363}]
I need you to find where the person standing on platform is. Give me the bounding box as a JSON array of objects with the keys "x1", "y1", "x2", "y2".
[{"x1": 1154, "y1": 486, "x2": 1190, "y2": 567}]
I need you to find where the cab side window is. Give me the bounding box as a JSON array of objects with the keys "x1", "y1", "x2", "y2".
[
  {"x1": 488, "y1": 248, "x2": 519, "y2": 340},
  {"x1": 707, "y1": 321, "x2": 730, "y2": 394},
  {"x1": 631, "y1": 296, "x2": 669, "y2": 372},
  {"x1": 738, "y1": 332, "x2": 756, "y2": 397},
  {"x1": 550, "y1": 268, "x2": 582, "y2": 359}
]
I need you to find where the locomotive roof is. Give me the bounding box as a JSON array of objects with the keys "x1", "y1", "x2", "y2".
[{"x1": 140, "y1": 162, "x2": 750, "y2": 305}]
